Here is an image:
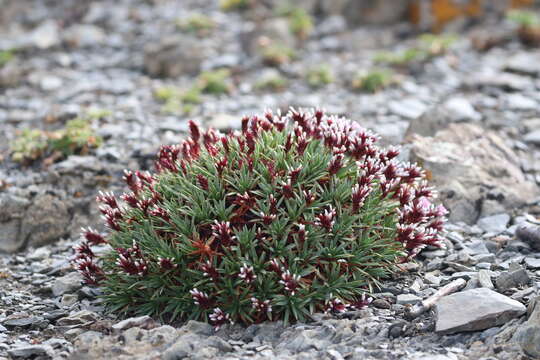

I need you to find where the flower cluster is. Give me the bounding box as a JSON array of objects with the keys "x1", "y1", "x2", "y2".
[{"x1": 73, "y1": 108, "x2": 445, "y2": 327}]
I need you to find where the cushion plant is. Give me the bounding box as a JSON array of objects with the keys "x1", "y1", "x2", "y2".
[{"x1": 74, "y1": 108, "x2": 446, "y2": 329}]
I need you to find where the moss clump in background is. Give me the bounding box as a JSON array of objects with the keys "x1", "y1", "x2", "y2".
[{"x1": 10, "y1": 116, "x2": 103, "y2": 164}]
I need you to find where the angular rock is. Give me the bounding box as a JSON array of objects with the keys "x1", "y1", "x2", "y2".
[
  {"x1": 516, "y1": 224, "x2": 540, "y2": 251},
  {"x1": 3, "y1": 316, "x2": 44, "y2": 328},
  {"x1": 396, "y1": 294, "x2": 422, "y2": 305},
  {"x1": 524, "y1": 257, "x2": 540, "y2": 269},
  {"x1": 52, "y1": 272, "x2": 83, "y2": 297},
  {"x1": 408, "y1": 124, "x2": 538, "y2": 224},
  {"x1": 495, "y1": 269, "x2": 530, "y2": 292},
  {"x1": 20, "y1": 193, "x2": 70, "y2": 248},
  {"x1": 467, "y1": 72, "x2": 532, "y2": 91},
  {"x1": 406, "y1": 98, "x2": 481, "y2": 138},
  {"x1": 56, "y1": 310, "x2": 100, "y2": 327},
  {"x1": 0, "y1": 60, "x2": 23, "y2": 88},
  {"x1": 30, "y1": 20, "x2": 61, "y2": 49},
  {"x1": 523, "y1": 129, "x2": 540, "y2": 145},
  {"x1": 0, "y1": 193, "x2": 29, "y2": 253},
  {"x1": 144, "y1": 35, "x2": 211, "y2": 77},
  {"x1": 476, "y1": 213, "x2": 510, "y2": 234},
  {"x1": 435, "y1": 288, "x2": 526, "y2": 334},
  {"x1": 63, "y1": 24, "x2": 105, "y2": 47},
  {"x1": 180, "y1": 320, "x2": 214, "y2": 336},
  {"x1": 112, "y1": 315, "x2": 156, "y2": 333},
  {"x1": 7, "y1": 345, "x2": 53, "y2": 359},
  {"x1": 388, "y1": 98, "x2": 427, "y2": 120},
  {"x1": 514, "y1": 296, "x2": 540, "y2": 358},
  {"x1": 478, "y1": 270, "x2": 494, "y2": 290},
  {"x1": 506, "y1": 94, "x2": 538, "y2": 111},
  {"x1": 241, "y1": 18, "x2": 296, "y2": 58},
  {"x1": 506, "y1": 52, "x2": 540, "y2": 76}
]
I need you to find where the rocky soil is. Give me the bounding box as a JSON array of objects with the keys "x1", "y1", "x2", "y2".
[{"x1": 1, "y1": 0, "x2": 540, "y2": 359}]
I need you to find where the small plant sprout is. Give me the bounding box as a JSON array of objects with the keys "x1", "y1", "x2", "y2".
[
  {"x1": 374, "y1": 48, "x2": 426, "y2": 65},
  {"x1": 197, "y1": 69, "x2": 232, "y2": 95},
  {"x1": 154, "y1": 85, "x2": 202, "y2": 115},
  {"x1": 419, "y1": 33, "x2": 457, "y2": 56},
  {"x1": 351, "y1": 69, "x2": 394, "y2": 93},
  {"x1": 73, "y1": 109, "x2": 445, "y2": 327},
  {"x1": 10, "y1": 129, "x2": 48, "y2": 163},
  {"x1": 375, "y1": 33, "x2": 456, "y2": 66},
  {"x1": 220, "y1": 0, "x2": 250, "y2": 12},
  {"x1": 507, "y1": 10, "x2": 540, "y2": 47},
  {"x1": 507, "y1": 10, "x2": 540, "y2": 27},
  {"x1": 255, "y1": 71, "x2": 288, "y2": 91},
  {"x1": 0, "y1": 50, "x2": 14, "y2": 67},
  {"x1": 277, "y1": 5, "x2": 313, "y2": 39},
  {"x1": 10, "y1": 116, "x2": 102, "y2": 164},
  {"x1": 306, "y1": 64, "x2": 334, "y2": 88},
  {"x1": 177, "y1": 13, "x2": 216, "y2": 36},
  {"x1": 49, "y1": 118, "x2": 103, "y2": 157},
  {"x1": 261, "y1": 43, "x2": 296, "y2": 66}
]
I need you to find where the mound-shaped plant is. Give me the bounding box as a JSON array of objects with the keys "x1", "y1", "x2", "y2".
[{"x1": 74, "y1": 109, "x2": 446, "y2": 328}]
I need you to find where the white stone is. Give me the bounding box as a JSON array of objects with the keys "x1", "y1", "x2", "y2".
[{"x1": 435, "y1": 288, "x2": 526, "y2": 334}]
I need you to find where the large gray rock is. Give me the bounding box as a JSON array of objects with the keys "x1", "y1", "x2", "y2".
[
  {"x1": 495, "y1": 268, "x2": 530, "y2": 292},
  {"x1": 144, "y1": 35, "x2": 212, "y2": 78},
  {"x1": 0, "y1": 193, "x2": 30, "y2": 253},
  {"x1": 7, "y1": 344, "x2": 54, "y2": 359},
  {"x1": 506, "y1": 52, "x2": 540, "y2": 76},
  {"x1": 514, "y1": 296, "x2": 540, "y2": 358},
  {"x1": 435, "y1": 288, "x2": 526, "y2": 334},
  {"x1": 409, "y1": 124, "x2": 538, "y2": 224},
  {"x1": 406, "y1": 98, "x2": 481, "y2": 138},
  {"x1": 516, "y1": 224, "x2": 540, "y2": 251},
  {"x1": 240, "y1": 18, "x2": 297, "y2": 58},
  {"x1": 476, "y1": 213, "x2": 510, "y2": 234},
  {"x1": 0, "y1": 60, "x2": 23, "y2": 88},
  {"x1": 63, "y1": 24, "x2": 106, "y2": 47},
  {"x1": 52, "y1": 272, "x2": 83, "y2": 296},
  {"x1": 20, "y1": 193, "x2": 70, "y2": 248}
]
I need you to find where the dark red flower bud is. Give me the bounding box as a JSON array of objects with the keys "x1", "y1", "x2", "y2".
[
  {"x1": 197, "y1": 174, "x2": 209, "y2": 191},
  {"x1": 81, "y1": 227, "x2": 107, "y2": 245},
  {"x1": 189, "y1": 120, "x2": 201, "y2": 142}
]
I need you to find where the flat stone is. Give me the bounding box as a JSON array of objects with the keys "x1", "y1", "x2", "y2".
[
  {"x1": 424, "y1": 273, "x2": 441, "y2": 286},
  {"x1": 3, "y1": 316, "x2": 44, "y2": 328},
  {"x1": 514, "y1": 296, "x2": 540, "y2": 358},
  {"x1": 7, "y1": 345, "x2": 53, "y2": 359},
  {"x1": 443, "y1": 97, "x2": 481, "y2": 122},
  {"x1": 506, "y1": 94, "x2": 538, "y2": 110},
  {"x1": 52, "y1": 272, "x2": 83, "y2": 296},
  {"x1": 468, "y1": 72, "x2": 531, "y2": 91},
  {"x1": 396, "y1": 294, "x2": 422, "y2": 305},
  {"x1": 506, "y1": 52, "x2": 540, "y2": 76},
  {"x1": 112, "y1": 315, "x2": 156, "y2": 333},
  {"x1": 60, "y1": 293, "x2": 79, "y2": 307},
  {"x1": 523, "y1": 129, "x2": 540, "y2": 146},
  {"x1": 524, "y1": 257, "x2": 540, "y2": 269},
  {"x1": 435, "y1": 288, "x2": 526, "y2": 334},
  {"x1": 478, "y1": 270, "x2": 494, "y2": 289},
  {"x1": 388, "y1": 98, "x2": 427, "y2": 119},
  {"x1": 476, "y1": 213, "x2": 510, "y2": 234},
  {"x1": 516, "y1": 224, "x2": 540, "y2": 251},
  {"x1": 56, "y1": 310, "x2": 100, "y2": 327}
]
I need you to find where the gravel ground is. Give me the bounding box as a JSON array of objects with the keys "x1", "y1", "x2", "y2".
[{"x1": 1, "y1": 1, "x2": 540, "y2": 359}]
